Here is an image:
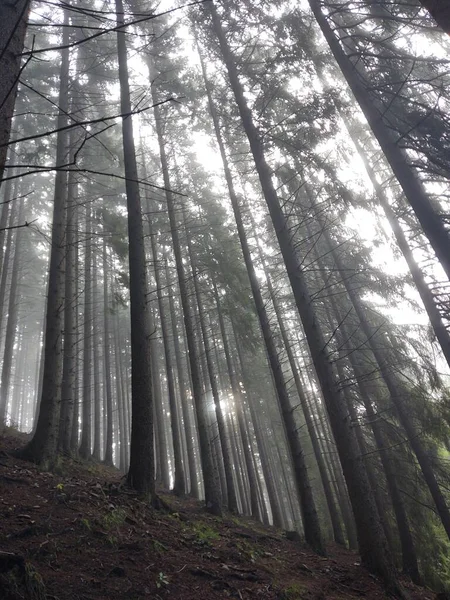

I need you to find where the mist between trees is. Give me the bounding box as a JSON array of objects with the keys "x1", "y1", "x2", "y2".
[{"x1": 1, "y1": 0, "x2": 450, "y2": 595}]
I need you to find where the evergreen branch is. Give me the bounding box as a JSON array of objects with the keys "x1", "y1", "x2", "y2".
[
  {"x1": 1, "y1": 98, "x2": 179, "y2": 149},
  {"x1": 21, "y1": 0, "x2": 212, "y2": 56}
]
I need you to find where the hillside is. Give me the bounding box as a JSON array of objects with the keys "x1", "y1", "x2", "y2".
[{"x1": 0, "y1": 430, "x2": 439, "y2": 600}]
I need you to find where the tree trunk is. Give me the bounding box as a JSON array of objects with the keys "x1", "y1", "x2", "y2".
[
  {"x1": 58, "y1": 167, "x2": 77, "y2": 452},
  {"x1": 0, "y1": 197, "x2": 24, "y2": 423},
  {"x1": 148, "y1": 200, "x2": 185, "y2": 495},
  {"x1": 79, "y1": 205, "x2": 92, "y2": 460},
  {"x1": 148, "y1": 56, "x2": 220, "y2": 514},
  {"x1": 184, "y1": 216, "x2": 238, "y2": 512},
  {"x1": 20, "y1": 14, "x2": 70, "y2": 466},
  {"x1": 103, "y1": 236, "x2": 114, "y2": 466},
  {"x1": 115, "y1": 0, "x2": 154, "y2": 495},
  {"x1": 309, "y1": 0, "x2": 450, "y2": 282},
  {"x1": 166, "y1": 256, "x2": 200, "y2": 498},
  {"x1": 197, "y1": 22, "x2": 323, "y2": 550},
  {"x1": 92, "y1": 237, "x2": 102, "y2": 461},
  {"x1": 0, "y1": 0, "x2": 29, "y2": 185},
  {"x1": 206, "y1": 3, "x2": 398, "y2": 587}
]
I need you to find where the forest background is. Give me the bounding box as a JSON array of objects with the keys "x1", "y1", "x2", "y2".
[{"x1": 1, "y1": 0, "x2": 450, "y2": 595}]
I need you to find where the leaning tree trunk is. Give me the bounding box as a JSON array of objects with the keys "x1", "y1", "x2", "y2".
[
  {"x1": 205, "y1": 3, "x2": 399, "y2": 589},
  {"x1": 116, "y1": 0, "x2": 154, "y2": 496},
  {"x1": 308, "y1": 0, "x2": 450, "y2": 282},
  {"x1": 196, "y1": 28, "x2": 323, "y2": 551},
  {"x1": 320, "y1": 217, "x2": 450, "y2": 544}
]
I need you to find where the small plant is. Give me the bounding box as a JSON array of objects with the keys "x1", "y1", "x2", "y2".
[
  {"x1": 80, "y1": 517, "x2": 91, "y2": 531},
  {"x1": 192, "y1": 522, "x2": 220, "y2": 545},
  {"x1": 237, "y1": 540, "x2": 261, "y2": 563},
  {"x1": 281, "y1": 582, "x2": 308, "y2": 599},
  {"x1": 102, "y1": 508, "x2": 127, "y2": 530},
  {"x1": 156, "y1": 571, "x2": 169, "y2": 589}
]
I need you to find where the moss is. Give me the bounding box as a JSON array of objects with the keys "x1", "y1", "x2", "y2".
[
  {"x1": 191, "y1": 522, "x2": 220, "y2": 544},
  {"x1": 280, "y1": 582, "x2": 309, "y2": 599}
]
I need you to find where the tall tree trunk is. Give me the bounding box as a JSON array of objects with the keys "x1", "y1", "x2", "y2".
[
  {"x1": 0, "y1": 0, "x2": 29, "y2": 185},
  {"x1": 205, "y1": 3, "x2": 398, "y2": 587},
  {"x1": 184, "y1": 214, "x2": 238, "y2": 512},
  {"x1": 79, "y1": 205, "x2": 92, "y2": 460},
  {"x1": 148, "y1": 57, "x2": 220, "y2": 514},
  {"x1": 197, "y1": 25, "x2": 323, "y2": 551},
  {"x1": 0, "y1": 197, "x2": 24, "y2": 423},
  {"x1": 58, "y1": 168, "x2": 77, "y2": 452},
  {"x1": 115, "y1": 0, "x2": 154, "y2": 495},
  {"x1": 148, "y1": 199, "x2": 185, "y2": 495},
  {"x1": 92, "y1": 236, "x2": 102, "y2": 461},
  {"x1": 320, "y1": 217, "x2": 450, "y2": 544},
  {"x1": 20, "y1": 14, "x2": 70, "y2": 466},
  {"x1": 103, "y1": 236, "x2": 114, "y2": 466},
  {"x1": 166, "y1": 257, "x2": 200, "y2": 498}
]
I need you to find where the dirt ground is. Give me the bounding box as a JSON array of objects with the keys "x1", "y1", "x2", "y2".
[{"x1": 0, "y1": 430, "x2": 440, "y2": 599}]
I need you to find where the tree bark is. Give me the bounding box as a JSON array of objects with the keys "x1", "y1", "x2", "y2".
[
  {"x1": 58, "y1": 167, "x2": 77, "y2": 453},
  {"x1": 197, "y1": 20, "x2": 323, "y2": 551},
  {"x1": 20, "y1": 14, "x2": 70, "y2": 466},
  {"x1": 0, "y1": 196, "x2": 24, "y2": 423},
  {"x1": 148, "y1": 199, "x2": 185, "y2": 494},
  {"x1": 102, "y1": 236, "x2": 114, "y2": 466},
  {"x1": 148, "y1": 56, "x2": 220, "y2": 513},
  {"x1": 206, "y1": 3, "x2": 398, "y2": 587},
  {"x1": 0, "y1": 0, "x2": 29, "y2": 185},
  {"x1": 79, "y1": 205, "x2": 92, "y2": 460},
  {"x1": 116, "y1": 0, "x2": 154, "y2": 496},
  {"x1": 166, "y1": 256, "x2": 200, "y2": 498}
]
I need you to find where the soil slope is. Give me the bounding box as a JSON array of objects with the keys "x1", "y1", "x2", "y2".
[{"x1": 0, "y1": 430, "x2": 438, "y2": 600}]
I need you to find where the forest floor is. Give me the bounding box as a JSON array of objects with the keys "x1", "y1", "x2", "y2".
[{"x1": 0, "y1": 429, "x2": 440, "y2": 600}]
